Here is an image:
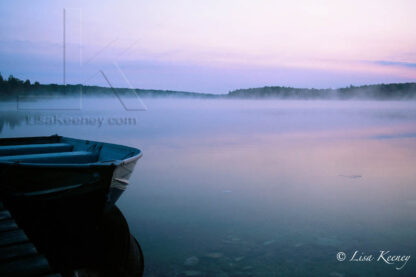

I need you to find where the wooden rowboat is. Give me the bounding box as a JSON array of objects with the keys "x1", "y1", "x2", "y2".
[
  {"x1": 0, "y1": 134, "x2": 142, "y2": 232},
  {"x1": 0, "y1": 134, "x2": 142, "y2": 204},
  {"x1": 0, "y1": 135, "x2": 144, "y2": 275}
]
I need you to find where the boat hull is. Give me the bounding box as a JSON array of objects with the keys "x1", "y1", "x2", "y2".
[
  {"x1": 0, "y1": 157, "x2": 141, "y2": 274},
  {"x1": 0, "y1": 163, "x2": 114, "y2": 246},
  {"x1": 0, "y1": 135, "x2": 142, "y2": 250},
  {"x1": 0, "y1": 135, "x2": 142, "y2": 205}
]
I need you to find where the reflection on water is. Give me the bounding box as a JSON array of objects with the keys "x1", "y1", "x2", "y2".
[{"x1": 1, "y1": 98, "x2": 416, "y2": 276}]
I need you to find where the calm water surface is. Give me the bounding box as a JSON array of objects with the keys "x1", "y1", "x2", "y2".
[{"x1": 1, "y1": 98, "x2": 416, "y2": 276}]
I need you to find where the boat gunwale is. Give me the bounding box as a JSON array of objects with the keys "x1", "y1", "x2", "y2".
[
  {"x1": 0, "y1": 135, "x2": 143, "y2": 168},
  {"x1": 0, "y1": 152, "x2": 142, "y2": 168}
]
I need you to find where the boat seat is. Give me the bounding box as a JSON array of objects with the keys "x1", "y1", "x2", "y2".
[
  {"x1": 0, "y1": 151, "x2": 98, "y2": 164},
  {"x1": 0, "y1": 143, "x2": 73, "y2": 156}
]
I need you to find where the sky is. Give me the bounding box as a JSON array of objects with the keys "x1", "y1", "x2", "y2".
[{"x1": 0, "y1": 0, "x2": 416, "y2": 93}]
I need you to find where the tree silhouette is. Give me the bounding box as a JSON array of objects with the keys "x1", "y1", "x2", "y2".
[{"x1": 0, "y1": 73, "x2": 415, "y2": 100}]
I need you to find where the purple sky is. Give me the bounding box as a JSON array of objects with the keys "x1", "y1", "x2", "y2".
[{"x1": 1, "y1": 0, "x2": 415, "y2": 94}]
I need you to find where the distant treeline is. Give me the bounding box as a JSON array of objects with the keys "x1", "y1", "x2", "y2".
[
  {"x1": 0, "y1": 73, "x2": 216, "y2": 99},
  {"x1": 228, "y1": 83, "x2": 416, "y2": 99},
  {"x1": 1, "y1": 73, "x2": 416, "y2": 100}
]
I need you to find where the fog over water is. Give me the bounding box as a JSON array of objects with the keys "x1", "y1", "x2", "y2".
[{"x1": 1, "y1": 97, "x2": 416, "y2": 276}]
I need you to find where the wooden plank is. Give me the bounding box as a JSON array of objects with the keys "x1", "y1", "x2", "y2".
[
  {"x1": 0, "y1": 201, "x2": 60, "y2": 276},
  {"x1": 0, "y1": 151, "x2": 98, "y2": 164},
  {"x1": 0, "y1": 143, "x2": 73, "y2": 156},
  {"x1": 0, "y1": 210, "x2": 11, "y2": 221},
  {"x1": 0, "y1": 254, "x2": 51, "y2": 276},
  {"x1": 0, "y1": 135, "x2": 59, "y2": 146},
  {"x1": 0, "y1": 229, "x2": 28, "y2": 246},
  {"x1": 0, "y1": 242, "x2": 37, "y2": 260},
  {"x1": 0, "y1": 219, "x2": 18, "y2": 232}
]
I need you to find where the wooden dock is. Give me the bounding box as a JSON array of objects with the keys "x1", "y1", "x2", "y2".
[{"x1": 0, "y1": 201, "x2": 61, "y2": 277}]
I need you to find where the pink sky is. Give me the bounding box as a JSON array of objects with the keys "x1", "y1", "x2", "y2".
[{"x1": 0, "y1": 0, "x2": 415, "y2": 93}]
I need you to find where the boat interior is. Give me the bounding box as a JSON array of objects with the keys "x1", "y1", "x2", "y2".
[{"x1": 0, "y1": 135, "x2": 141, "y2": 165}]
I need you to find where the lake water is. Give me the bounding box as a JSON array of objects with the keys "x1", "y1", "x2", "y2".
[{"x1": 1, "y1": 97, "x2": 416, "y2": 276}]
